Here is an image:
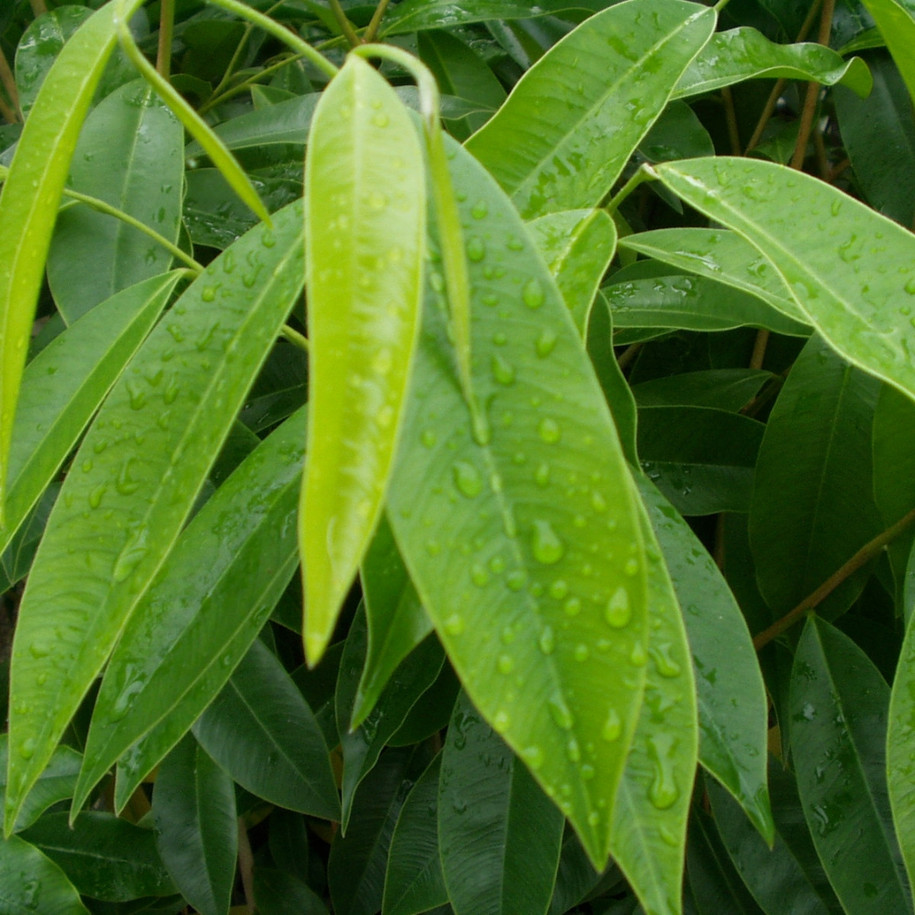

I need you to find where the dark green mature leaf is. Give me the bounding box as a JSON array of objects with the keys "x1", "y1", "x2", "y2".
[
  {"x1": 388, "y1": 136, "x2": 649, "y2": 867},
  {"x1": 253, "y1": 868, "x2": 329, "y2": 915},
  {"x1": 193, "y1": 639, "x2": 339, "y2": 820},
  {"x1": 302, "y1": 54, "x2": 426, "y2": 664},
  {"x1": 631, "y1": 369, "x2": 771, "y2": 411},
  {"x1": 638, "y1": 479, "x2": 772, "y2": 840},
  {"x1": 439, "y1": 691, "x2": 564, "y2": 915},
  {"x1": 46, "y1": 80, "x2": 183, "y2": 323},
  {"x1": 7, "y1": 202, "x2": 304, "y2": 829},
  {"x1": 383, "y1": 754, "x2": 448, "y2": 915},
  {"x1": 465, "y1": 0, "x2": 716, "y2": 218},
  {"x1": 0, "y1": 833, "x2": 88, "y2": 915},
  {"x1": 382, "y1": 0, "x2": 608, "y2": 34},
  {"x1": 790, "y1": 618, "x2": 910, "y2": 913},
  {"x1": 152, "y1": 736, "x2": 237, "y2": 915},
  {"x1": 889, "y1": 605, "x2": 915, "y2": 889},
  {"x1": 21, "y1": 812, "x2": 175, "y2": 902},
  {"x1": 749, "y1": 335, "x2": 882, "y2": 617},
  {"x1": 652, "y1": 158, "x2": 915, "y2": 404},
  {"x1": 75, "y1": 406, "x2": 306, "y2": 813}
]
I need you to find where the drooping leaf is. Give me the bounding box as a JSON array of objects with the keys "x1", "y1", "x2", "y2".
[
  {"x1": 152, "y1": 735, "x2": 237, "y2": 915},
  {"x1": 388, "y1": 134, "x2": 649, "y2": 867},
  {"x1": 652, "y1": 157, "x2": 915, "y2": 404},
  {"x1": 631, "y1": 369, "x2": 771, "y2": 411},
  {"x1": 789, "y1": 617, "x2": 911, "y2": 913},
  {"x1": 0, "y1": 0, "x2": 145, "y2": 516},
  {"x1": 302, "y1": 54, "x2": 426, "y2": 664},
  {"x1": 0, "y1": 833, "x2": 89, "y2": 915},
  {"x1": 438, "y1": 691, "x2": 564, "y2": 915},
  {"x1": 638, "y1": 100, "x2": 714, "y2": 163},
  {"x1": 253, "y1": 867, "x2": 329, "y2": 915},
  {"x1": 749, "y1": 334, "x2": 882, "y2": 617},
  {"x1": 857, "y1": 0, "x2": 915, "y2": 104},
  {"x1": 465, "y1": 0, "x2": 717, "y2": 218},
  {"x1": 7, "y1": 203, "x2": 304, "y2": 830},
  {"x1": 75, "y1": 407, "x2": 306, "y2": 813}
]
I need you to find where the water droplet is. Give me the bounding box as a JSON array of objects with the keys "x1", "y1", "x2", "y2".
[
  {"x1": 421, "y1": 429, "x2": 437, "y2": 448},
  {"x1": 88, "y1": 484, "x2": 106, "y2": 509},
  {"x1": 19, "y1": 738, "x2": 35, "y2": 760},
  {"x1": 471, "y1": 563, "x2": 489, "y2": 587},
  {"x1": 28, "y1": 641, "x2": 49, "y2": 659},
  {"x1": 493, "y1": 710, "x2": 510, "y2": 731},
  {"x1": 548, "y1": 694, "x2": 574, "y2": 729},
  {"x1": 522, "y1": 278, "x2": 545, "y2": 308},
  {"x1": 534, "y1": 462, "x2": 550, "y2": 486},
  {"x1": 498, "y1": 654, "x2": 514, "y2": 674},
  {"x1": 624, "y1": 557, "x2": 639, "y2": 576},
  {"x1": 549, "y1": 579, "x2": 569, "y2": 599},
  {"x1": 471, "y1": 201, "x2": 488, "y2": 219},
  {"x1": 116, "y1": 459, "x2": 139, "y2": 495},
  {"x1": 491, "y1": 353, "x2": 515, "y2": 385},
  {"x1": 648, "y1": 734, "x2": 680, "y2": 809},
  {"x1": 906, "y1": 278, "x2": 915, "y2": 295},
  {"x1": 523, "y1": 746, "x2": 544, "y2": 769},
  {"x1": 489, "y1": 555, "x2": 506, "y2": 574},
  {"x1": 506, "y1": 570, "x2": 526, "y2": 591},
  {"x1": 536, "y1": 329, "x2": 557, "y2": 357},
  {"x1": 426, "y1": 540, "x2": 441, "y2": 557},
  {"x1": 538, "y1": 418, "x2": 561, "y2": 443},
  {"x1": 201, "y1": 285, "x2": 217, "y2": 302},
  {"x1": 630, "y1": 640, "x2": 647, "y2": 665},
  {"x1": 649, "y1": 643, "x2": 681, "y2": 678},
  {"x1": 532, "y1": 519, "x2": 564, "y2": 564},
  {"x1": 602, "y1": 708, "x2": 622, "y2": 742},
  {"x1": 453, "y1": 461, "x2": 483, "y2": 497},
  {"x1": 125, "y1": 378, "x2": 146, "y2": 410},
  {"x1": 567, "y1": 737, "x2": 581, "y2": 762},
  {"x1": 501, "y1": 625, "x2": 516, "y2": 644},
  {"x1": 372, "y1": 112, "x2": 389, "y2": 127},
  {"x1": 466, "y1": 236, "x2": 486, "y2": 262},
  {"x1": 604, "y1": 587, "x2": 631, "y2": 628},
  {"x1": 444, "y1": 614, "x2": 465, "y2": 635},
  {"x1": 574, "y1": 643, "x2": 589, "y2": 661},
  {"x1": 539, "y1": 626, "x2": 556, "y2": 655}
]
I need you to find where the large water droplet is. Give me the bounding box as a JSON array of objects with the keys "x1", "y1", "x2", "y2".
[
  {"x1": 630, "y1": 640, "x2": 647, "y2": 666},
  {"x1": 602, "y1": 708, "x2": 622, "y2": 742},
  {"x1": 563, "y1": 597, "x2": 581, "y2": 616},
  {"x1": 649, "y1": 643, "x2": 681, "y2": 678},
  {"x1": 523, "y1": 745, "x2": 544, "y2": 769},
  {"x1": 522, "y1": 278, "x2": 544, "y2": 308},
  {"x1": 444, "y1": 614, "x2": 465, "y2": 635},
  {"x1": 549, "y1": 579, "x2": 569, "y2": 599},
  {"x1": 648, "y1": 733, "x2": 680, "y2": 810},
  {"x1": 548, "y1": 693, "x2": 574, "y2": 729},
  {"x1": 19, "y1": 738, "x2": 36, "y2": 760},
  {"x1": 604, "y1": 587, "x2": 631, "y2": 628},
  {"x1": 466, "y1": 237, "x2": 486, "y2": 262},
  {"x1": 535, "y1": 462, "x2": 550, "y2": 487},
  {"x1": 498, "y1": 654, "x2": 514, "y2": 674},
  {"x1": 453, "y1": 461, "x2": 483, "y2": 497},
  {"x1": 538, "y1": 418, "x2": 561, "y2": 443},
  {"x1": 539, "y1": 625, "x2": 556, "y2": 655},
  {"x1": 536, "y1": 329, "x2": 557, "y2": 357},
  {"x1": 491, "y1": 353, "x2": 515, "y2": 385},
  {"x1": 531, "y1": 519, "x2": 564, "y2": 564}
]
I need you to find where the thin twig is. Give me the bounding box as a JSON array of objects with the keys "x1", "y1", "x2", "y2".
[
  {"x1": 237, "y1": 818, "x2": 256, "y2": 913},
  {"x1": 29, "y1": 0, "x2": 48, "y2": 16},
  {"x1": 329, "y1": 0, "x2": 361, "y2": 46},
  {"x1": 749, "y1": 328, "x2": 769, "y2": 370},
  {"x1": 0, "y1": 46, "x2": 20, "y2": 122},
  {"x1": 753, "y1": 504, "x2": 915, "y2": 650},
  {"x1": 156, "y1": 0, "x2": 175, "y2": 79},
  {"x1": 364, "y1": 0, "x2": 393, "y2": 43},
  {"x1": 721, "y1": 86, "x2": 741, "y2": 155},
  {"x1": 616, "y1": 342, "x2": 642, "y2": 373}
]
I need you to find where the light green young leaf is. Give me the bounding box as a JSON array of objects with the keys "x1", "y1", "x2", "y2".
[
  {"x1": 673, "y1": 27, "x2": 873, "y2": 99},
  {"x1": 0, "y1": 273, "x2": 181, "y2": 560},
  {"x1": 0, "y1": 0, "x2": 145, "y2": 517},
  {"x1": 527, "y1": 209, "x2": 616, "y2": 334},
  {"x1": 857, "y1": 0, "x2": 915, "y2": 105},
  {"x1": 652, "y1": 158, "x2": 915, "y2": 403},
  {"x1": 610, "y1": 507, "x2": 698, "y2": 915},
  {"x1": 382, "y1": 0, "x2": 608, "y2": 34},
  {"x1": 889, "y1": 605, "x2": 915, "y2": 889},
  {"x1": 302, "y1": 55, "x2": 426, "y2": 664},
  {"x1": 74, "y1": 407, "x2": 306, "y2": 814},
  {"x1": 388, "y1": 136, "x2": 648, "y2": 868},
  {"x1": 6, "y1": 204, "x2": 304, "y2": 832},
  {"x1": 465, "y1": 0, "x2": 716, "y2": 218}
]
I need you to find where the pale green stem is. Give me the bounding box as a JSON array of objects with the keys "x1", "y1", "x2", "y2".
[
  {"x1": 364, "y1": 0, "x2": 394, "y2": 42},
  {"x1": 330, "y1": 0, "x2": 362, "y2": 46},
  {"x1": 606, "y1": 164, "x2": 656, "y2": 214},
  {"x1": 281, "y1": 324, "x2": 309, "y2": 351}
]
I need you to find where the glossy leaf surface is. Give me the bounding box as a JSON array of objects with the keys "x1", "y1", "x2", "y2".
[
  {"x1": 857, "y1": 0, "x2": 915, "y2": 104},
  {"x1": 382, "y1": 0, "x2": 608, "y2": 33},
  {"x1": 7, "y1": 203, "x2": 304, "y2": 829},
  {"x1": 888, "y1": 605, "x2": 915, "y2": 889},
  {"x1": 0, "y1": 833, "x2": 89, "y2": 915},
  {"x1": 302, "y1": 54, "x2": 426, "y2": 664},
  {"x1": 388, "y1": 136, "x2": 649, "y2": 867},
  {"x1": 465, "y1": 0, "x2": 716, "y2": 218}
]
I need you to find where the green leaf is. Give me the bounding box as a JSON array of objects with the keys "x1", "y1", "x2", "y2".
[
  {"x1": 0, "y1": 0, "x2": 145, "y2": 516},
  {"x1": 857, "y1": 0, "x2": 915, "y2": 104},
  {"x1": 638, "y1": 406, "x2": 764, "y2": 516},
  {"x1": 789, "y1": 617, "x2": 911, "y2": 913},
  {"x1": 302, "y1": 54, "x2": 426, "y2": 664},
  {"x1": 638, "y1": 100, "x2": 714, "y2": 163},
  {"x1": 383, "y1": 754, "x2": 448, "y2": 915},
  {"x1": 75, "y1": 407, "x2": 306, "y2": 813},
  {"x1": 609, "y1": 505, "x2": 698, "y2": 915},
  {"x1": 388, "y1": 135, "x2": 649, "y2": 867},
  {"x1": 605, "y1": 274, "x2": 809, "y2": 336},
  {"x1": 749, "y1": 335, "x2": 882, "y2": 616},
  {"x1": 0, "y1": 738, "x2": 81, "y2": 835},
  {"x1": 21, "y1": 811, "x2": 176, "y2": 902},
  {"x1": 152, "y1": 735, "x2": 237, "y2": 915},
  {"x1": 0, "y1": 272, "x2": 181, "y2": 559},
  {"x1": 638, "y1": 478, "x2": 772, "y2": 840},
  {"x1": 631, "y1": 369, "x2": 771, "y2": 411},
  {"x1": 527, "y1": 209, "x2": 616, "y2": 334},
  {"x1": 652, "y1": 157, "x2": 915, "y2": 404},
  {"x1": 192, "y1": 639, "x2": 339, "y2": 820},
  {"x1": 890, "y1": 605, "x2": 915, "y2": 889},
  {"x1": 439, "y1": 691, "x2": 564, "y2": 915},
  {"x1": 618, "y1": 228, "x2": 807, "y2": 324},
  {"x1": 0, "y1": 833, "x2": 89, "y2": 915},
  {"x1": 45, "y1": 80, "x2": 184, "y2": 324},
  {"x1": 464, "y1": 0, "x2": 716, "y2": 218},
  {"x1": 253, "y1": 868, "x2": 329, "y2": 915},
  {"x1": 6, "y1": 203, "x2": 304, "y2": 830},
  {"x1": 672, "y1": 27, "x2": 873, "y2": 99}
]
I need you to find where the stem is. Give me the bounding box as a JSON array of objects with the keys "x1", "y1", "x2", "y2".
[
  {"x1": 364, "y1": 0, "x2": 393, "y2": 42},
  {"x1": 330, "y1": 0, "x2": 362, "y2": 47},
  {"x1": 201, "y1": 53, "x2": 303, "y2": 114},
  {"x1": 0, "y1": 46, "x2": 20, "y2": 122},
  {"x1": 721, "y1": 86, "x2": 741, "y2": 155},
  {"x1": 29, "y1": 0, "x2": 47, "y2": 16},
  {"x1": 606, "y1": 164, "x2": 656, "y2": 215},
  {"x1": 59, "y1": 188, "x2": 204, "y2": 273},
  {"x1": 237, "y1": 817, "x2": 256, "y2": 913},
  {"x1": 753, "y1": 504, "x2": 915, "y2": 650},
  {"x1": 281, "y1": 324, "x2": 309, "y2": 351},
  {"x1": 156, "y1": 0, "x2": 175, "y2": 79},
  {"x1": 749, "y1": 327, "x2": 769, "y2": 370},
  {"x1": 616, "y1": 342, "x2": 642, "y2": 372}
]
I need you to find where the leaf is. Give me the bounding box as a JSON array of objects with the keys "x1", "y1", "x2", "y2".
[
  {"x1": 383, "y1": 754, "x2": 448, "y2": 915},
  {"x1": 152, "y1": 735, "x2": 237, "y2": 915},
  {"x1": 0, "y1": 833, "x2": 89, "y2": 915},
  {"x1": 302, "y1": 54, "x2": 426, "y2": 664},
  {"x1": 388, "y1": 135, "x2": 649, "y2": 867},
  {"x1": 0, "y1": 738, "x2": 81, "y2": 835},
  {"x1": 638, "y1": 478, "x2": 772, "y2": 840},
  {"x1": 6, "y1": 202, "x2": 304, "y2": 830},
  {"x1": 192, "y1": 639, "x2": 339, "y2": 820},
  {"x1": 253, "y1": 868, "x2": 329, "y2": 915},
  {"x1": 605, "y1": 274, "x2": 809, "y2": 336},
  {"x1": 889, "y1": 605, "x2": 915, "y2": 890},
  {"x1": 857, "y1": 0, "x2": 915, "y2": 104},
  {"x1": 0, "y1": 0, "x2": 145, "y2": 516},
  {"x1": 672, "y1": 27, "x2": 873, "y2": 99},
  {"x1": 789, "y1": 617, "x2": 911, "y2": 913},
  {"x1": 74, "y1": 406, "x2": 306, "y2": 813},
  {"x1": 0, "y1": 273, "x2": 181, "y2": 559},
  {"x1": 652, "y1": 157, "x2": 915, "y2": 404},
  {"x1": 609, "y1": 505, "x2": 698, "y2": 915},
  {"x1": 45, "y1": 80, "x2": 184, "y2": 324},
  {"x1": 464, "y1": 0, "x2": 717, "y2": 218},
  {"x1": 21, "y1": 812, "x2": 175, "y2": 902},
  {"x1": 438, "y1": 691, "x2": 564, "y2": 915},
  {"x1": 631, "y1": 369, "x2": 771, "y2": 411},
  {"x1": 526, "y1": 209, "x2": 616, "y2": 334},
  {"x1": 749, "y1": 334, "x2": 882, "y2": 616},
  {"x1": 618, "y1": 228, "x2": 807, "y2": 324},
  {"x1": 638, "y1": 99, "x2": 714, "y2": 163},
  {"x1": 638, "y1": 406, "x2": 765, "y2": 516}
]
